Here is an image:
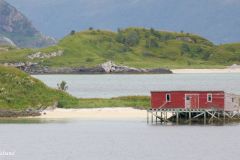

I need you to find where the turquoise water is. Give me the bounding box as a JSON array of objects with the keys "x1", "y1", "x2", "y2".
[{"x1": 33, "y1": 73, "x2": 240, "y2": 98}]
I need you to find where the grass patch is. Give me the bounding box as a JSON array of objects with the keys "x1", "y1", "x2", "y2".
[
  {"x1": 0, "y1": 65, "x2": 79, "y2": 110},
  {"x1": 73, "y1": 96, "x2": 150, "y2": 109}
]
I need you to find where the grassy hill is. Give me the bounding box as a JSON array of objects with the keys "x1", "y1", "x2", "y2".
[
  {"x1": 0, "y1": 65, "x2": 150, "y2": 112},
  {"x1": 0, "y1": 65, "x2": 78, "y2": 110},
  {"x1": 0, "y1": 28, "x2": 240, "y2": 69}
]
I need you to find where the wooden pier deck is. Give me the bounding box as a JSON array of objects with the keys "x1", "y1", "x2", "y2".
[{"x1": 147, "y1": 108, "x2": 240, "y2": 125}]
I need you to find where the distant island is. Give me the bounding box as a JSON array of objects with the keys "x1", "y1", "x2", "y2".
[
  {"x1": 0, "y1": 0, "x2": 240, "y2": 73},
  {"x1": 1, "y1": 27, "x2": 240, "y2": 74}
]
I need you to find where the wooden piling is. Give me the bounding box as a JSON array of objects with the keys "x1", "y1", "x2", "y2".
[
  {"x1": 151, "y1": 110, "x2": 153, "y2": 124},
  {"x1": 189, "y1": 110, "x2": 192, "y2": 124},
  {"x1": 160, "y1": 112, "x2": 163, "y2": 123},
  {"x1": 156, "y1": 111, "x2": 158, "y2": 124},
  {"x1": 176, "y1": 110, "x2": 179, "y2": 124},
  {"x1": 204, "y1": 111, "x2": 206, "y2": 125}
]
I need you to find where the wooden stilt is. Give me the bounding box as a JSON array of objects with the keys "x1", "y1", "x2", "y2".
[
  {"x1": 151, "y1": 110, "x2": 153, "y2": 124},
  {"x1": 189, "y1": 110, "x2": 192, "y2": 124},
  {"x1": 176, "y1": 110, "x2": 179, "y2": 125},
  {"x1": 204, "y1": 111, "x2": 206, "y2": 125},
  {"x1": 223, "y1": 111, "x2": 226, "y2": 123},
  {"x1": 161, "y1": 112, "x2": 163, "y2": 123},
  {"x1": 156, "y1": 111, "x2": 158, "y2": 124},
  {"x1": 165, "y1": 111, "x2": 167, "y2": 123},
  {"x1": 238, "y1": 110, "x2": 240, "y2": 119}
]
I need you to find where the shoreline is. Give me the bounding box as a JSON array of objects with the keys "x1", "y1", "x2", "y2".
[
  {"x1": 37, "y1": 107, "x2": 148, "y2": 120},
  {"x1": 172, "y1": 68, "x2": 240, "y2": 74},
  {"x1": 30, "y1": 68, "x2": 240, "y2": 75}
]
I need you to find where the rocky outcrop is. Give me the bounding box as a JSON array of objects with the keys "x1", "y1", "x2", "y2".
[
  {"x1": 176, "y1": 37, "x2": 194, "y2": 43},
  {"x1": 27, "y1": 50, "x2": 63, "y2": 59},
  {"x1": 2, "y1": 61, "x2": 172, "y2": 74},
  {"x1": 0, "y1": 0, "x2": 56, "y2": 48},
  {"x1": 0, "y1": 109, "x2": 41, "y2": 117},
  {"x1": 228, "y1": 64, "x2": 240, "y2": 69},
  {"x1": 101, "y1": 61, "x2": 147, "y2": 73},
  {"x1": 100, "y1": 61, "x2": 172, "y2": 74}
]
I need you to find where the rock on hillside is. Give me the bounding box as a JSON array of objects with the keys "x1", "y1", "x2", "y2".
[
  {"x1": 101, "y1": 61, "x2": 172, "y2": 74},
  {"x1": 228, "y1": 64, "x2": 240, "y2": 69},
  {"x1": 0, "y1": 0, "x2": 56, "y2": 48}
]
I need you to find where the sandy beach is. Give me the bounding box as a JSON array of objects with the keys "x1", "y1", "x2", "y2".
[
  {"x1": 172, "y1": 68, "x2": 240, "y2": 74},
  {"x1": 39, "y1": 108, "x2": 148, "y2": 120}
]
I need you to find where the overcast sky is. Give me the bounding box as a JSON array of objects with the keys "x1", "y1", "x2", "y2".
[{"x1": 6, "y1": 0, "x2": 240, "y2": 43}]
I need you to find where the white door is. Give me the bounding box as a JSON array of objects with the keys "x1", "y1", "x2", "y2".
[
  {"x1": 185, "y1": 94, "x2": 199, "y2": 109},
  {"x1": 185, "y1": 95, "x2": 191, "y2": 109}
]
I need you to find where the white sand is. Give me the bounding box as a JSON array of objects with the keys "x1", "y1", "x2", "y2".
[
  {"x1": 39, "y1": 107, "x2": 148, "y2": 120},
  {"x1": 172, "y1": 68, "x2": 240, "y2": 74}
]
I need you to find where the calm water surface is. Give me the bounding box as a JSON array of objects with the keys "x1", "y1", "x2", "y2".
[
  {"x1": 33, "y1": 73, "x2": 240, "y2": 98},
  {"x1": 0, "y1": 120, "x2": 240, "y2": 160},
  {"x1": 1, "y1": 74, "x2": 239, "y2": 160}
]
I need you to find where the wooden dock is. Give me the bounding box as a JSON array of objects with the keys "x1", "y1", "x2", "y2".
[{"x1": 147, "y1": 108, "x2": 240, "y2": 125}]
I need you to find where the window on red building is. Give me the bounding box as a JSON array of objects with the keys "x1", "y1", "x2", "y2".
[
  {"x1": 207, "y1": 94, "x2": 212, "y2": 102},
  {"x1": 166, "y1": 94, "x2": 171, "y2": 102}
]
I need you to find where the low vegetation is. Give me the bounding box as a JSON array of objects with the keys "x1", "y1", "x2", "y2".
[
  {"x1": 0, "y1": 66, "x2": 150, "y2": 111},
  {"x1": 76, "y1": 96, "x2": 150, "y2": 109},
  {"x1": 0, "y1": 65, "x2": 79, "y2": 110},
  {"x1": 1, "y1": 27, "x2": 240, "y2": 69}
]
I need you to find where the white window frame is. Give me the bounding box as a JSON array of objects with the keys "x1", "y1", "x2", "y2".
[
  {"x1": 166, "y1": 93, "x2": 171, "y2": 102},
  {"x1": 207, "y1": 93, "x2": 212, "y2": 102}
]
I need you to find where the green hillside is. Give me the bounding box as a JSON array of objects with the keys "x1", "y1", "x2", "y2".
[
  {"x1": 0, "y1": 65, "x2": 78, "y2": 110},
  {"x1": 0, "y1": 65, "x2": 150, "y2": 112},
  {"x1": 1, "y1": 28, "x2": 240, "y2": 69}
]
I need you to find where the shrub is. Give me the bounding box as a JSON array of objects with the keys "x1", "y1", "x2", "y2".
[
  {"x1": 116, "y1": 30, "x2": 140, "y2": 47},
  {"x1": 57, "y1": 81, "x2": 68, "y2": 91},
  {"x1": 181, "y1": 43, "x2": 190, "y2": 52},
  {"x1": 70, "y1": 30, "x2": 76, "y2": 35},
  {"x1": 145, "y1": 38, "x2": 159, "y2": 48},
  {"x1": 86, "y1": 58, "x2": 94, "y2": 62}
]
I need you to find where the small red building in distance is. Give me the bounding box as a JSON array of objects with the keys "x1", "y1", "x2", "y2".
[{"x1": 151, "y1": 91, "x2": 239, "y2": 111}]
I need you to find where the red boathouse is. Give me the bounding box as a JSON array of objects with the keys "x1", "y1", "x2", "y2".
[{"x1": 151, "y1": 91, "x2": 240, "y2": 111}]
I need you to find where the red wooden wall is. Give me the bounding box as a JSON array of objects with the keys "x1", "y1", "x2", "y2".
[{"x1": 151, "y1": 91, "x2": 225, "y2": 110}]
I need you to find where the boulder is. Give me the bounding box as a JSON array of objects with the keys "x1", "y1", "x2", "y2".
[
  {"x1": 176, "y1": 37, "x2": 194, "y2": 43},
  {"x1": 228, "y1": 64, "x2": 240, "y2": 69},
  {"x1": 101, "y1": 61, "x2": 146, "y2": 73}
]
